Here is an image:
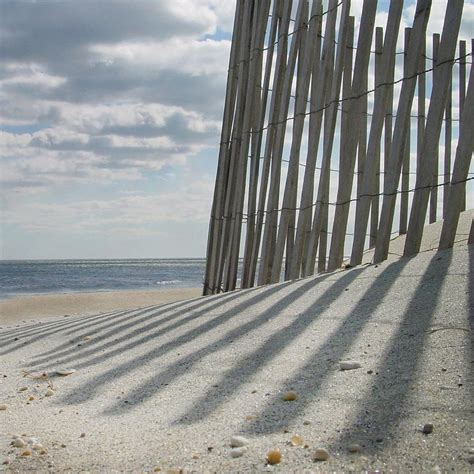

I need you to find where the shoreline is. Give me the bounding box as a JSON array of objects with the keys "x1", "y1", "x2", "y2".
[{"x1": 0, "y1": 287, "x2": 202, "y2": 326}]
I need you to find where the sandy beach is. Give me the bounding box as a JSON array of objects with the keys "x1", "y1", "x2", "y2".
[
  {"x1": 0, "y1": 239, "x2": 472, "y2": 471},
  {"x1": 0, "y1": 212, "x2": 472, "y2": 471},
  {"x1": 0, "y1": 288, "x2": 202, "y2": 326}
]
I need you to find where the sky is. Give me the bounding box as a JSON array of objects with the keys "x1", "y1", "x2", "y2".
[{"x1": 0, "y1": 1, "x2": 473, "y2": 259}]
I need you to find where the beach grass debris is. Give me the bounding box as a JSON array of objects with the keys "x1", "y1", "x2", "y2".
[
  {"x1": 282, "y1": 390, "x2": 298, "y2": 401},
  {"x1": 22, "y1": 369, "x2": 54, "y2": 390},
  {"x1": 266, "y1": 450, "x2": 281, "y2": 465}
]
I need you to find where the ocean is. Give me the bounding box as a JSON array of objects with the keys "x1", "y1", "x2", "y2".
[{"x1": 0, "y1": 259, "x2": 207, "y2": 299}]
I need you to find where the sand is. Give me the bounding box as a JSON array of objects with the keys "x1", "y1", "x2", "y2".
[
  {"x1": 0, "y1": 213, "x2": 472, "y2": 471},
  {"x1": 0, "y1": 288, "x2": 201, "y2": 326}
]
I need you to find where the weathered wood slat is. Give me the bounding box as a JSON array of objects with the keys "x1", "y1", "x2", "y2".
[
  {"x1": 326, "y1": 0, "x2": 378, "y2": 272},
  {"x1": 404, "y1": 0, "x2": 464, "y2": 257},
  {"x1": 429, "y1": 33, "x2": 440, "y2": 224},
  {"x1": 241, "y1": 0, "x2": 280, "y2": 289},
  {"x1": 258, "y1": 0, "x2": 306, "y2": 285},
  {"x1": 438, "y1": 61, "x2": 474, "y2": 250},
  {"x1": 399, "y1": 28, "x2": 412, "y2": 235},
  {"x1": 203, "y1": 0, "x2": 246, "y2": 295},
  {"x1": 374, "y1": 0, "x2": 432, "y2": 264},
  {"x1": 247, "y1": 0, "x2": 294, "y2": 287},
  {"x1": 350, "y1": 2, "x2": 403, "y2": 267}
]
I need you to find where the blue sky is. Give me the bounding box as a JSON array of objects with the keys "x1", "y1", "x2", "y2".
[{"x1": 0, "y1": 1, "x2": 473, "y2": 259}]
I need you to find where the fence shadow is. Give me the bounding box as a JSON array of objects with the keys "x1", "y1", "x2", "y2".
[{"x1": 326, "y1": 249, "x2": 457, "y2": 454}]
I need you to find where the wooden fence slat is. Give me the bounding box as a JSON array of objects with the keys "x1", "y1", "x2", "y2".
[
  {"x1": 374, "y1": 0, "x2": 432, "y2": 264},
  {"x1": 225, "y1": 0, "x2": 271, "y2": 291},
  {"x1": 298, "y1": 6, "x2": 352, "y2": 277},
  {"x1": 459, "y1": 39, "x2": 467, "y2": 212},
  {"x1": 258, "y1": 0, "x2": 306, "y2": 285},
  {"x1": 404, "y1": 0, "x2": 463, "y2": 257},
  {"x1": 400, "y1": 28, "x2": 412, "y2": 235},
  {"x1": 247, "y1": 0, "x2": 294, "y2": 287},
  {"x1": 269, "y1": 0, "x2": 326, "y2": 283},
  {"x1": 443, "y1": 47, "x2": 453, "y2": 219},
  {"x1": 326, "y1": 0, "x2": 378, "y2": 272},
  {"x1": 241, "y1": 0, "x2": 280, "y2": 289},
  {"x1": 429, "y1": 33, "x2": 440, "y2": 224},
  {"x1": 217, "y1": 0, "x2": 255, "y2": 292},
  {"x1": 369, "y1": 27, "x2": 384, "y2": 249},
  {"x1": 438, "y1": 61, "x2": 474, "y2": 250},
  {"x1": 350, "y1": 3, "x2": 403, "y2": 267},
  {"x1": 203, "y1": 0, "x2": 246, "y2": 295},
  {"x1": 286, "y1": 1, "x2": 330, "y2": 279}
]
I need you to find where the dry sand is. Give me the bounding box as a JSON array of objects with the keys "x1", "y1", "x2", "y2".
[
  {"x1": 0, "y1": 213, "x2": 472, "y2": 472},
  {"x1": 0, "y1": 288, "x2": 201, "y2": 326}
]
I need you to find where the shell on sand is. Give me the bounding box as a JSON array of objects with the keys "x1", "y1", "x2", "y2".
[
  {"x1": 230, "y1": 447, "x2": 247, "y2": 458},
  {"x1": 339, "y1": 361, "x2": 362, "y2": 371},
  {"x1": 56, "y1": 369, "x2": 76, "y2": 376},
  {"x1": 230, "y1": 435, "x2": 249, "y2": 447},
  {"x1": 313, "y1": 448, "x2": 330, "y2": 461},
  {"x1": 282, "y1": 390, "x2": 298, "y2": 401},
  {"x1": 13, "y1": 438, "x2": 27, "y2": 448},
  {"x1": 291, "y1": 434, "x2": 304, "y2": 446},
  {"x1": 266, "y1": 450, "x2": 281, "y2": 465}
]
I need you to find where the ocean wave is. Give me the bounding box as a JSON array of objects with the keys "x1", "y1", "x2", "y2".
[{"x1": 155, "y1": 280, "x2": 182, "y2": 285}]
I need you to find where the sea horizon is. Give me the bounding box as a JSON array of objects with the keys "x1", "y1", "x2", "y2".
[{"x1": 0, "y1": 258, "x2": 208, "y2": 299}]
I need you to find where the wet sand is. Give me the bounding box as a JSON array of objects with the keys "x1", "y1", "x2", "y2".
[{"x1": 0, "y1": 288, "x2": 202, "y2": 326}]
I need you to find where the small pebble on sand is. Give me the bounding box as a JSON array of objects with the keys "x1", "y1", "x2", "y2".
[
  {"x1": 339, "y1": 361, "x2": 362, "y2": 371},
  {"x1": 313, "y1": 448, "x2": 330, "y2": 461},
  {"x1": 28, "y1": 395, "x2": 35, "y2": 401},
  {"x1": 21, "y1": 449, "x2": 32, "y2": 456},
  {"x1": 39, "y1": 449, "x2": 48, "y2": 455},
  {"x1": 266, "y1": 450, "x2": 281, "y2": 465},
  {"x1": 32, "y1": 443, "x2": 43, "y2": 451},
  {"x1": 230, "y1": 435, "x2": 249, "y2": 447},
  {"x1": 348, "y1": 443, "x2": 362, "y2": 453},
  {"x1": 290, "y1": 435, "x2": 304, "y2": 447},
  {"x1": 282, "y1": 390, "x2": 298, "y2": 401},
  {"x1": 19, "y1": 386, "x2": 28, "y2": 392},
  {"x1": 245, "y1": 415, "x2": 256, "y2": 421},
  {"x1": 422, "y1": 423, "x2": 434, "y2": 434},
  {"x1": 45, "y1": 388, "x2": 54, "y2": 397},
  {"x1": 0, "y1": 404, "x2": 7, "y2": 410},
  {"x1": 230, "y1": 447, "x2": 247, "y2": 458},
  {"x1": 80, "y1": 433, "x2": 86, "y2": 438},
  {"x1": 13, "y1": 438, "x2": 27, "y2": 448}
]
